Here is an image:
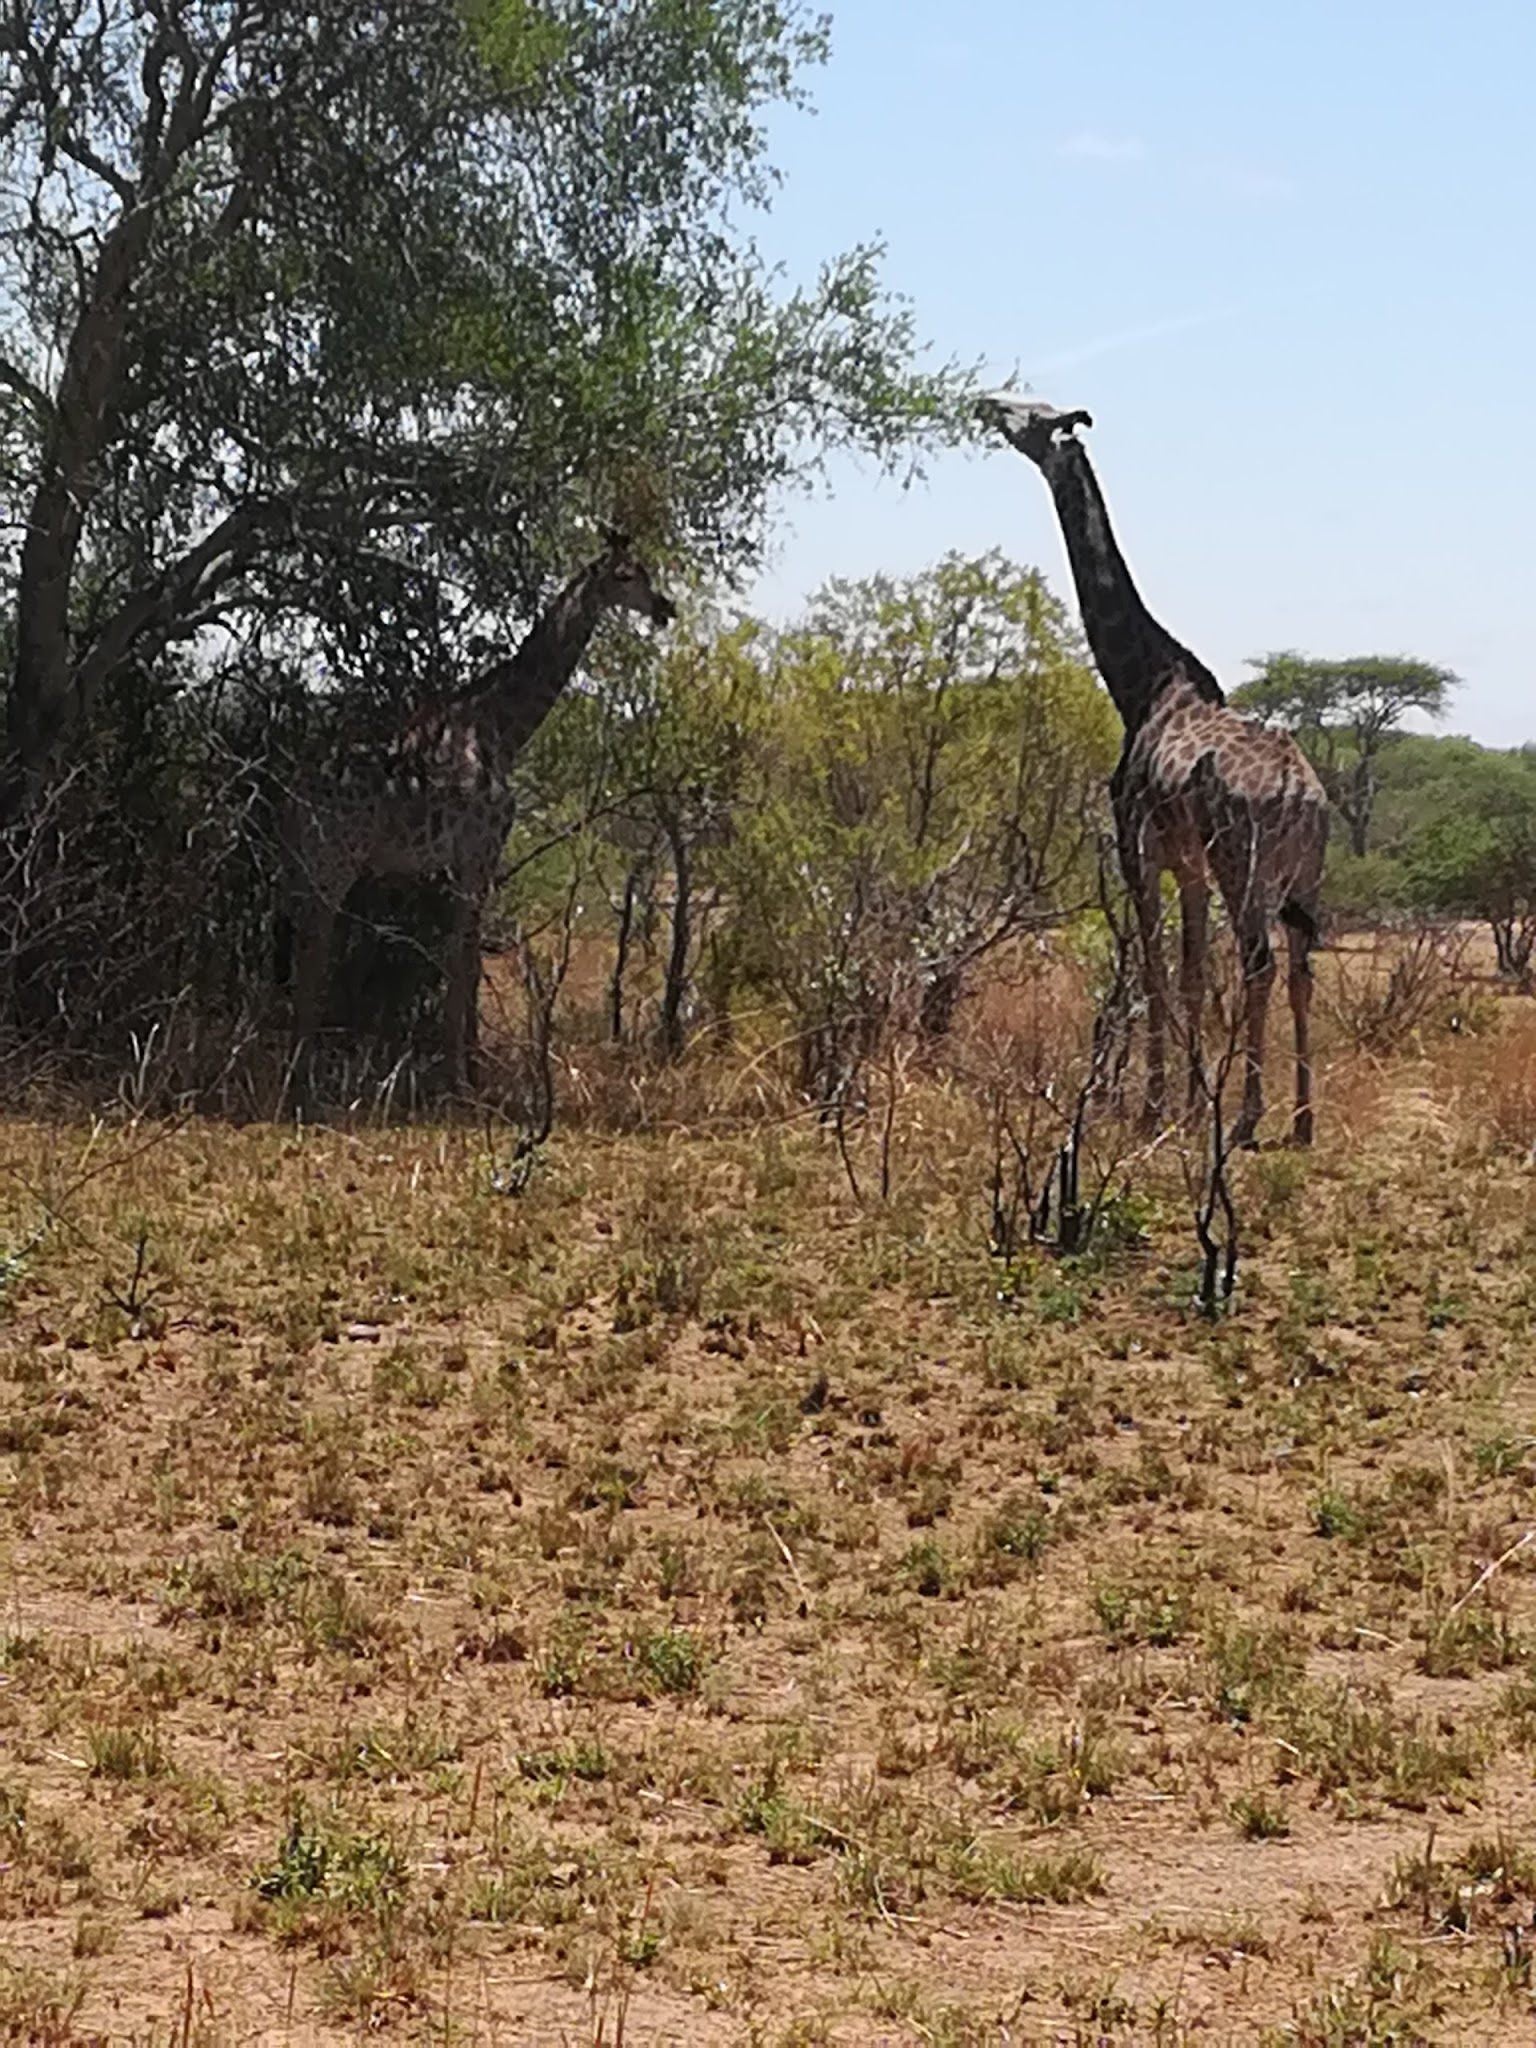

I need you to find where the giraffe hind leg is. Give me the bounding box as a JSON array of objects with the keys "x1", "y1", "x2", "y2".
[
  {"x1": 1121, "y1": 843, "x2": 1172, "y2": 1131},
  {"x1": 1178, "y1": 877, "x2": 1209, "y2": 1119},
  {"x1": 1283, "y1": 904, "x2": 1316, "y2": 1147},
  {"x1": 1229, "y1": 920, "x2": 1276, "y2": 1149}
]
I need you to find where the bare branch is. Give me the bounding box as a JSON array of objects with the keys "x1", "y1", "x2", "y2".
[
  {"x1": 0, "y1": 351, "x2": 52, "y2": 424},
  {"x1": 72, "y1": 502, "x2": 282, "y2": 708}
]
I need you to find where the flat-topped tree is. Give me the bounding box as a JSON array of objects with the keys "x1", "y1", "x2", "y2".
[
  {"x1": 283, "y1": 531, "x2": 675, "y2": 1088},
  {"x1": 980, "y1": 394, "x2": 1328, "y2": 1145}
]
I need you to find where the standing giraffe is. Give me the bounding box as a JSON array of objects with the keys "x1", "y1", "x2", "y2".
[
  {"x1": 979, "y1": 396, "x2": 1327, "y2": 1145},
  {"x1": 282, "y1": 531, "x2": 676, "y2": 1085}
]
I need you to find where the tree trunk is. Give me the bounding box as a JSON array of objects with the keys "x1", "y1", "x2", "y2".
[
  {"x1": 610, "y1": 867, "x2": 640, "y2": 1042},
  {"x1": 1346, "y1": 758, "x2": 1374, "y2": 858},
  {"x1": 659, "y1": 829, "x2": 692, "y2": 1061},
  {"x1": 6, "y1": 206, "x2": 156, "y2": 805},
  {"x1": 918, "y1": 959, "x2": 964, "y2": 1039}
]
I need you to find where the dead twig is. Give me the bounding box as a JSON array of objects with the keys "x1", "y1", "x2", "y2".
[
  {"x1": 1448, "y1": 1529, "x2": 1536, "y2": 1618},
  {"x1": 763, "y1": 1515, "x2": 812, "y2": 1612}
]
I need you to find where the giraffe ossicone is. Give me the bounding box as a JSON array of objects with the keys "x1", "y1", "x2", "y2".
[{"x1": 978, "y1": 392, "x2": 1094, "y2": 446}]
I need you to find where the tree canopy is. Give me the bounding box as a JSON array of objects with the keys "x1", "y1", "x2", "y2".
[
  {"x1": 0, "y1": 0, "x2": 969, "y2": 802},
  {"x1": 1400, "y1": 744, "x2": 1536, "y2": 983},
  {"x1": 0, "y1": 1, "x2": 976, "y2": 1070}
]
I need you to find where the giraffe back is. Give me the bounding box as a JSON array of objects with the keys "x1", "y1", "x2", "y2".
[
  {"x1": 278, "y1": 694, "x2": 513, "y2": 905},
  {"x1": 1122, "y1": 679, "x2": 1328, "y2": 916}
]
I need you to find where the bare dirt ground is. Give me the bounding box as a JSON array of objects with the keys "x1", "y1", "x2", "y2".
[{"x1": 2, "y1": 964, "x2": 1535, "y2": 2044}]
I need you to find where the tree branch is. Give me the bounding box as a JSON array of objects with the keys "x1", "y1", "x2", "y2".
[
  {"x1": 72, "y1": 486, "x2": 432, "y2": 709},
  {"x1": 0, "y1": 352, "x2": 53, "y2": 425},
  {"x1": 71, "y1": 501, "x2": 283, "y2": 709}
]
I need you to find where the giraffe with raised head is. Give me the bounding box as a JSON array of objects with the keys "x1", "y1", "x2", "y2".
[
  {"x1": 979, "y1": 395, "x2": 1327, "y2": 1145},
  {"x1": 282, "y1": 530, "x2": 676, "y2": 1085}
]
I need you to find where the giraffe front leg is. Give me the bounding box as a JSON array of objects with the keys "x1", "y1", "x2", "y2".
[
  {"x1": 1178, "y1": 877, "x2": 1209, "y2": 1120},
  {"x1": 1120, "y1": 835, "x2": 1171, "y2": 1132},
  {"x1": 291, "y1": 901, "x2": 337, "y2": 1046},
  {"x1": 443, "y1": 886, "x2": 485, "y2": 1093}
]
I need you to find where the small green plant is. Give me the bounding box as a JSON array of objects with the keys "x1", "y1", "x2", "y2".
[
  {"x1": 1474, "y1": 1432, "x2": 1532, "y2": 1480},
  {"x1": 1272, "y1": 1932, "x2": 1436, "y2": 2046},
  {"x1": 1280, "y1": 1681, "x2": 1484, "y2": 1811},
  {"x1": 636, "y1": 1626, "x2": 705, "y2": 1696},
  {"x1": 1094, "y1": 1577, "x2": 1192, "y2": 1647},
  {"x1": 516, "y1": 1741, "x2": 610, "y2": 1787},
  {"x1": 1500, "y1": 1658, "x2": 1536, "y2": 1744},
  {"x1": 371, "y1": 1344, "x2": 455, "y2": 1408},
  {"x1": 1036, "y1": 1278, "x2": 1084, "y2": 1325},
  {"x1": 165, "y1": 1547, "x2": 311, "y2": 1627},
  {"x1": 1231, "y1": 1791, "x2": 1291, "y2": 1841},
  {"x1": 252, "y1": 1806, "x2": 409, "y2": 1925},
  {"x1": 900, "y1": 1537, "x2": 950, "y2": 1599},
  {"x1": 996, "y1": 1719, "x2": 1119, "y2": 1823},
  {"x1": 1312, "y1": 1489, "x2": 1368, "y2": 1541},
  {"x1": 1202, "y1": 1618, "x2": 1307, "y2": 1723},
  {"x1": 87, "y1": 1720, "x2": 170, "y2": 1782},
  {"x1": 1418, "y1": 1605, "x2": 1522, "y2": 1678},
  {"x1": 947, "y1": 1842, "x2": 1103, "y2": 1905},
  {"x1": 739, "y1": 1778, "x2": 820, "y2": 1866},
  {"x1": 0, "y1": 1235, "x2": 40, "y2": 1306},
  {"x1": 327, "y1": 1719, "x2": 459, "y2": 1783},
  {"x1": 1252, "y1": 1148, "x2": 1309, "y2": 1215},
  {"x1": 538, "y1": 1626, "x2": 587, "y2": 1700},
  {"x1": 0, "y1": 1962, "x2": 88, "y2": 2045},
  {"x1": 975, "y1": 1493, "x2": 1052, "y2": 1579},
  {"x1": 1459, "y1": 1833, "x2": 1536, "y2": 1902}
]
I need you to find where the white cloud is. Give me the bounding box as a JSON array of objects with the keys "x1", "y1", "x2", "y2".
[
  {"x1": 1054, "y1": 133, "x2": 1295, "y2": 201},
  {"x1": 1026, "y1": 306, "x2": 1241, "y2": 375},
  {"x1": 1056, "y1": 130, "x2": 1148, "y2": 165}
]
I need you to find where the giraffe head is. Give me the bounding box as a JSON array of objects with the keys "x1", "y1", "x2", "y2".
[
  {"x1": 595, "y1": 526, "x2": 678, "y2": 627},
  {"x1": 978, "y1": 392, "x2": 1093, "y2": 464}
]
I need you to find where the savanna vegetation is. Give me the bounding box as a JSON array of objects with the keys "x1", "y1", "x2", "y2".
[
  {"x1": 1236, "y1": 655, "x2": 1536, "y2": 982},
  {"x1": 3, "y1": 5, "x2": 1536, "y2": 2045}
]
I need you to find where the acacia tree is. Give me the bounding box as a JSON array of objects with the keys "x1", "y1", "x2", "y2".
[
  {"x1": 0, "y1": 0, "x2": 968, "y2": 1061},
  {"x1": 726, "y1": 554, "x2": 1116, "y2": 1096},
  {"x1": 1403, "y1": 746, "x2": 1536, "y2": 985},
  {"x1": 1235, "y1": 652, "x2": 1456, "y2": 856}
]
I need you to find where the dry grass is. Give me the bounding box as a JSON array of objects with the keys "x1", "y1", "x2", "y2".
[{"x1": 1, "y1": 952, "x2": 1534, "y2": 2043}]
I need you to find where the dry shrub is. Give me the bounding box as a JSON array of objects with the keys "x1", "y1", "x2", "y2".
[
  {"x1": 1320, "y1": 925, "x2": 1472, "y2": 1057},
  {"x1": 954, "y1": 939, "x2": 1098, "y2": 1095},
  {"x1": 1467, "y1": 1015, "x2": 1536, "y2": 1162}
]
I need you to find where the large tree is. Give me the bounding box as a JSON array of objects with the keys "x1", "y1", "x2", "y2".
[
  {"x1": 1235, "y1": 652, "x2": 1456, "y2": 856},
  {"x1": 0, "y1": 1, "x2": 968, "y2": 1066},
  {"x1": 0, "y1": 0, "x2": 965, "y2": 801}
]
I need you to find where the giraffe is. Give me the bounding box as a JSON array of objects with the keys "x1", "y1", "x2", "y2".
[
  {"x1": 281, "y1": 530, "x2": 676, "y2": 1085},
  {"x1": 979, "y1": 395, "x2": 1328, "y2": 1145}
]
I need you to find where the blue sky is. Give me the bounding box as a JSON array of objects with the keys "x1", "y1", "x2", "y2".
[{"x1": 749, "y1": 0, "x2": 1535, "y2": 744}]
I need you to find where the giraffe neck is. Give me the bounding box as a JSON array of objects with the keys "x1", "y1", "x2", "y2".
[
  {"x1": 472, "y1": 562, "x2": 612, "y2": 771},
  {"x1": 1037, "y1": 435, "x2": 1224, "y2": 730}
]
